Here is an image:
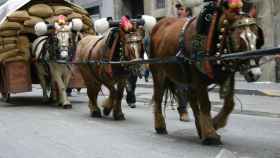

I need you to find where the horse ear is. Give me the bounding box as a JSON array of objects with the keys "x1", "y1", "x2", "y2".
[{"x1": 256, "y1": 26, "x2": 264, "y2": 49}]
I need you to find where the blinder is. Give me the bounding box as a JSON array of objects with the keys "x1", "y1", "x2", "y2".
[{"x1": 230, "y1": 18, "x2": 256, "y2": 29}]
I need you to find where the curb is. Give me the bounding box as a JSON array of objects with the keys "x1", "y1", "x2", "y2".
[
  {"x1": 135, "y1": 97, "x2": 280, "y2": 118},
  {"x1": 136, "y1": 83, "x2": 280, "y2": 97}
]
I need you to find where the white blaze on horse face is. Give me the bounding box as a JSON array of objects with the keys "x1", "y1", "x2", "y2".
[
  {"x1": 57, "y1": 31, "x2": 70, "y2": 47},
  {"x1": 55, "y1": 24, "x2": 72, "y2": 59},
  {"x1": 240, "y1": 27, "x2": 257, "y2": 50},
  {"x1": 131, "y1": 42, "x2": 140, "y2": 59},
  {"x1": 127, "y1": 35, "x2": 142, "y2": 60}
]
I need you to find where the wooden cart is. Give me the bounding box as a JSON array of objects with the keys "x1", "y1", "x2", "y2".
[
  {"x1": 0, "y1": 59, "x2": 32, "y2": 102},
  {"x1": 0, "y1": 60, "x2": 86, "y2": 102}
]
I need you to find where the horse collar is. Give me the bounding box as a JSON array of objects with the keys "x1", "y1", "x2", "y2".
[{"x1": 178, "y1": 17, "x2": 196, "y2": 56}]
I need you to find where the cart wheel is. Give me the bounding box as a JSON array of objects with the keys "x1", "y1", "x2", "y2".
[{"x1": 1, "y1": 92, "x2": 10, "y2": 102}]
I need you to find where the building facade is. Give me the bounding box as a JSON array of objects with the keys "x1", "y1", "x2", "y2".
[
  {"x1": 71, "y1": 0, "x2": 280, "y2": 82},
  {"x1": 71, "y1": 0, "x2": 114, "y2": 21},
  {"x1": 254, "y1": 0, "x2": 280, "y2": 81},
  {"x1": 71, "y1": 0, "x2": 144, "y2": 20}
]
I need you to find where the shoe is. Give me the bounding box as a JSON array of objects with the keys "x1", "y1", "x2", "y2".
[
  {"x1": 128, "y1": 103, "x2": 136, "y2": 108},
  {"x1": 145, "y1": 77, "x2": 148, "y2": 82},
  {"x1": 179, "y1": 112, "x2": 190, "y2": 122}
]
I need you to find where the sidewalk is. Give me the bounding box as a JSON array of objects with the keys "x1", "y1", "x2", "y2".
[
  {"x1": 136, "y1": 77, "x2": 280, "y2": 118},
  {"x1": 137, "y1": 76, "x2": 280, "y2": 97}
]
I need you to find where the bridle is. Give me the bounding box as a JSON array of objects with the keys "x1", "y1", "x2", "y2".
[
  {"x1": 123, "y1": 32, "x2": 143, "y2": 59},
  {"x1": 47, "y1": 26, "x2": 75, "y2": 61},
  {"x1": 215, "y1": 15, "x2": 259, "y2": 72}
]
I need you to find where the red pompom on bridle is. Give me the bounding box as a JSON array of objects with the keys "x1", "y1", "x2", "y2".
[{"x1": 120, "y1": 16, "x2": 133, "y2": 32}]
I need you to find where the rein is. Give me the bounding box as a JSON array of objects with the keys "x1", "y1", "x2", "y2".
[{"x1": 54, "y1": 46, "x2": 280, "y2": 66}]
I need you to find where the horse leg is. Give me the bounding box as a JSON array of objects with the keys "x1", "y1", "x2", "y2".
[
  {"x1": 112, "y1": 80, "x2": 126, "y2": 121},
  {"x1": 174, "y1": 85, "x2": 190, "y2": 122},
  {"x1": 50, "y1": 64, "x2": 72, "y2": 109},
  {"x1": 78, "y1": 65, "x2": 102, "y2": 117},
  {"x1": 36, "y1": 64, "x2": 49, "y2": 103},
  {"x1": 166, "y1": 80, "x2": 189, "y2": 121},
  {"x1": 50, "y1": 82, "x2": 58, "y2": 102},
  {"x1": 87, "y1": 82, "x2": 102, "y2": 118},
  {"x1": 152, "y1": 70, "x2": 167, "y2": 134},
  {"x1": 101, "y1": 86, "x2": 114, "y2": 116},
  {"x1": 196, "y1": 85, "x2": 222, "y2": 145},
  {"x1": 186, "y1": 89, "x2": 202, "y2": 139},
  {"x1": 63, "y1": 67, "x2": 73, "y2": 98},
  {"x1": 213, "y1": 77, "x2": 235, "y2": 130}
]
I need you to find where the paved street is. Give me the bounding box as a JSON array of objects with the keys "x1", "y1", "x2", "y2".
[{"x1": 0, "y1": 79, "x2": 279, "y2": 158}]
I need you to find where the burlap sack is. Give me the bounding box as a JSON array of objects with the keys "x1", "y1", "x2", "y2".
[
  {"x1": 0, "y1": 21, "x2": 23, "y2": 31},
  {"x1": 82, "y1": 15, "x2": 93, "y2": 27},
  {"x1": 21, "y1": 26, "x2": 34, "y2": 34},
  {"x1": 67, "y1": 12, "x2": 82, "y2": 20},
  {"x1": 72, "y1": 6, "x2": 89, "y2": 15},
  {"x1": 45, "y1": 16, "x2": 56, "y2": 24},
  {"x1": 17, "y1": 36, "x2": 30, "y2": 60},
  {"x1": 28, "y1": 4, "x2": 53, "y2": 18},
  {"x1": 2, "y1": 37, "x2": 17, "y2": 45},
  {"x1": 53, "y1": 6, "x2": 73, "y2": 15},
  {"x1": 0, "y1": 49, "x2": 19, "y2": 63},
  {"x1": 0, "y1": 30, "x2": 18, "y2": 37},
  {"x1": 0, "y1": 44, "x2": 17, "y2": 54},
  {"x1": 24, "y1": 16, "x2": 43, "y2": 27},
  {"x1": 82, "y1": 29, "x2": 95, "y2": 35},
  {"x1": 87, "y1": 29, "x2": 96, "y2": 35},
  {"x1": 83, "y1": 24, "x2": 90, "y2": 31},
  {"x1": 7, "y1": 10, "x2": 30, "y2": 22},
  {"x1": 3, "y1": 56, "x2": 26, "y2": 63}
]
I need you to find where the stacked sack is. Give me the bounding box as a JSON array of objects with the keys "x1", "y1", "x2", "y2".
[{"x1": 0, "y1": 2, "x2": 95, "y2": 64}]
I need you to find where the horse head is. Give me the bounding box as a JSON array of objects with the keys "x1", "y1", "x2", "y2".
[
  {"x1": 34, "y1": 15, "x2": 83, "y2": 61},
  {"x1": 217, "y1": 11, "x2": 264, "y2": 82},
  {"x1": 94, "y1": 15, "x2": 156, "y2": 75},
  {"x1": 118, "y1": 16, "x2": 145, "y2": 62}
]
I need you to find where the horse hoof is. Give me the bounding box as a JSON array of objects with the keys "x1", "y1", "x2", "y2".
[
  {"x1": 91, "y1": 111, "x2": 102, "y2": 118},
  {"x1": 63, "y1": 104, "x2": 72, "y2": 109},
  {"x1": 114, "y1": 114, "x2": 126, "y2": 121},
  {"x1": 155, "y1": 128, "x2": 168, "y2": 134},
  {"x1": 202, "y1": 136, "x2": 222, "y2": 146},
  {"x1": 103, "y1": 107, "x2": 112, "y2": 116},
  {"x1": 42, "y1": 98, "x2": 49, "y2": 104}
]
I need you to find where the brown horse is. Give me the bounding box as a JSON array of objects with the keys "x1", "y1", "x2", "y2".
[
  {"x1": 150, "y1": 11, "x2": 264, "y2": 145},
  {"x1": 75, "y1": 16, "x2": 155, "y2": 120}
]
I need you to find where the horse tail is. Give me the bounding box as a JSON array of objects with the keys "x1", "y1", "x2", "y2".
[{"x1": 162, "y1": 79, "x2": 177, "y2": 116}]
